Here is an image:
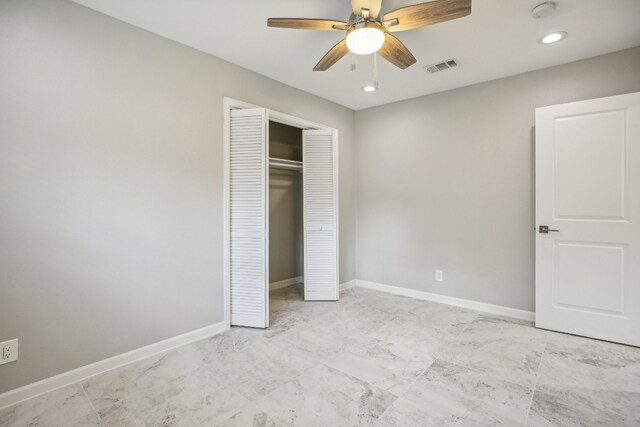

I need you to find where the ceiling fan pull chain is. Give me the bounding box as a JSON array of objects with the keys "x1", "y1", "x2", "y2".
[{"x1": 373, "y1": 52, "x2": 379, "y2": 89}]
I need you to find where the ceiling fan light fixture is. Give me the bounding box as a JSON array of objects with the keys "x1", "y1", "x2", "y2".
[{"x1": 346, "y1": 22, "x2": 385, "y2": 55}]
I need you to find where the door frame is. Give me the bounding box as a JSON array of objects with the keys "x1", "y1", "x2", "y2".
[{"x1": 222, "y1": 97, "x2": 339, "y2": 329}]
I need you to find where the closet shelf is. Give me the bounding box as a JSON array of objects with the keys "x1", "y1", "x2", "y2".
[{"x1": 269, "y1": 157, "x2": 303, "y2": 171}]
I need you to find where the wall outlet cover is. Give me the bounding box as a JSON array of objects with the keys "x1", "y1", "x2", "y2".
[
  {"x1": 1, "y1": 339, "x2": 18, "y2": 365},
  {"x1": 435, "y1": 270, "x2": 444, "y2": 282}
]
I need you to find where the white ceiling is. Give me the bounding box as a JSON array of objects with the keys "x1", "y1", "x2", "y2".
[{"x1": 72, "y1": 0, "x2": 640, "y2": 110}]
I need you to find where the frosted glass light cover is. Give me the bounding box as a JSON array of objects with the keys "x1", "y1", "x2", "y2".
[{"x1": 346, "y1": 27, "x2": 385, "y2": 55}]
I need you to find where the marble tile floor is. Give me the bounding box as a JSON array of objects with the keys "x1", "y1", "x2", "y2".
[{"x1": 1, "y1": 284, "x2": 639, "y2": 426}]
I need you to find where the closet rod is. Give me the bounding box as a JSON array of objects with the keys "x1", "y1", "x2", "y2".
[{"x1": 269, "y1": 157, "x2": 303, "y2": 171}]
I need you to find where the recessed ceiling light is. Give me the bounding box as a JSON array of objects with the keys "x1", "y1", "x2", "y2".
[
  {"x1": 540, "y1": 31, "x2": 567, "y2": 44},
  {"x1": 362, "y1": 84, "x2": 377, "y2": 92}
]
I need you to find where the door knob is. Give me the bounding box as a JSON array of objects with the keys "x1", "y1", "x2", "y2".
[{"x1": 538, "y1": 225, "x2": 559, "y2": 234}]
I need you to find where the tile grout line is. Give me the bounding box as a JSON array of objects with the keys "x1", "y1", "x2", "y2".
[
  {"x1": 370, "y1": 392, "x2": 400, "y2": 426},
  {"x1": 322, "y1": 361, "x2": 401, "y2": 427},
  {"x1": 432, "y1": 312, "x2": 480, "y2": 360},
  {"x1": 375, "y1": 310, "x2": 482, "y2": 421},
  {"x1": 399, "y1": 357, "x2": 437, "y2": 398},
  {"x1": 224, "y1": 330, "x2": 335, "y2": 414},
  {"x1": 80, "y1": 382, "x2": 104, "y2": 426},
  {"x1": 523, "y1": 334, "x2": 549, "y2": 426},
  {"x1": 371, "y1": 357, "x2": 438, "y2": 425},
  {"x1": 432, "y1": 313, "x2": 548, "y2": 400},
  {"x1": 270, "y1": 294, "x2": 431, "y2": 425}
]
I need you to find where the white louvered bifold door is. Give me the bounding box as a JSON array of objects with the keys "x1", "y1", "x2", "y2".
[
  {"x1": 229, "y1": 108, "x2": 268, "y2": 328},
  {"x1": 303, "y1": 129, "x2": 339, "y2": 301}
]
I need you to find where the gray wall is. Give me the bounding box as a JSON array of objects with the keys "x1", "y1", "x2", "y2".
[
  {"x1": 0, "y1": 0, "x2": 356, "y2": 393},
  {"x1": 268, "y1": 122, "x2": 304, "y2": 284},
  {"x1": 269, "y1": 169, "x2": 303, "y2": 284},
  {"x1": 354, "y1": 47, "x2": 640, "y2": 312}
]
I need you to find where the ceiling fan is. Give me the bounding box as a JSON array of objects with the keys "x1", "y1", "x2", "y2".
[{"x1": 267, "y1": 0, "x2": 471, "y2": 71}]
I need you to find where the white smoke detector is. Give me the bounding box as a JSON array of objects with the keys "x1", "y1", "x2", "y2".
[{"x1": 531, "y1": 2, "x2": 557, "y2": 19}]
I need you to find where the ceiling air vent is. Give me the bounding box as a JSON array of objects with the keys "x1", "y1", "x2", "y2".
[{"x1": 423, "y1": 58, "x2": 460, "y2": 74}]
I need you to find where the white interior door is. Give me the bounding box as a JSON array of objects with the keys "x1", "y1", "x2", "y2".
[
  {"x1": 229, "y1": 108, "x2": 268, "y2": 328},
  {"x1": 303, "y1": 129, "x2": 339, "y2": 301},
  {"x1": 535, "y1": 92, "x2": 640, "y2": 346}
]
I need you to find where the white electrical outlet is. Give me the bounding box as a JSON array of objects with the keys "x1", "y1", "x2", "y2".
[
  {"x1": 435, "y1": 270, "x2": 444, "y2": 282},
  {"x1": 1, "y1": 339, "x2": 18, "y2": 365}
]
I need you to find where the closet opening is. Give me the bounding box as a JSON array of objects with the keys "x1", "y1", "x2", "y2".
[
  {"x1": 224, "y1": 97, "x2": 339, "y2": 329},
  {"x1": 268, "y1": 121, "x2": 304, "y2": 322}
]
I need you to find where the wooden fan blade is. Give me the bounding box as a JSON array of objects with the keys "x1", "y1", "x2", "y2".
[
  {"x1": 267, "y1": 18, "x2": 348, "y2": 31},
  {"x1": 378, "y1": 33, "x2": 417, "y2": 69},
  {"x1": 383, "y1": 0, "x2": 471, "y2": 32},
  {"x1": 313, "y1": 39, "x2": 350, "y2": 71},
  {"x1": 351, "y1": 0, "x2": 382, "y2": 18}
]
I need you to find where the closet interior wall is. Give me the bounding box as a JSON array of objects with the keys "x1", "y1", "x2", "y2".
[{"x1": 269, "y1": 121, "x2": 303, "y2": 287}]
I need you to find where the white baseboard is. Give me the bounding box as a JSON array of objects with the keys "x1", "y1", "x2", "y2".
[
  {"x1": 270, "y1": 278, "x2": 355, "y2": 294},
  {"x1": 355, "y1": 280, "x2": 535, "y2": 322},
  {"x1": 269, "y1": 276, "x2": 303, "y2": 291},
  {"x1": 339, "y1": 279, "x2": 357, "y2": 292},
  {"x1": 0, "y1": 321, "x2": 227, "y2": 410}
]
